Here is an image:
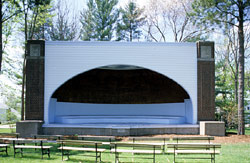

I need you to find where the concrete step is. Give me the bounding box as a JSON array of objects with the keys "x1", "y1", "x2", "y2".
[{"x1": 55, "y1": 115, "x2": 186, "y2": 125}]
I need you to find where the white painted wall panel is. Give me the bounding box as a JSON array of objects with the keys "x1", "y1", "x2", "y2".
[
  {"x1": 45, "y1": 42, "x2": 197, "y2": 124},
  {"x1": 55, "y1": 102, "x2": 185, "y2": 116}
]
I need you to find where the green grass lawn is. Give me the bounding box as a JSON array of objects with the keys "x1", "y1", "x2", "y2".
[
  {"x1": 1, "y1": 126, "x2": 250, "y2": 162},
  {"x1": 0, "y1": 143, "x2": 249, "y2": 163},
  {"x1": 0, "y1": 128, "x2": 16, "y2": 133}
]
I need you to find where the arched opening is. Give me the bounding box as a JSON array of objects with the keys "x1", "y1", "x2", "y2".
[{"x1": 48, "y1": 65, "x2": 193, "y2": 125}]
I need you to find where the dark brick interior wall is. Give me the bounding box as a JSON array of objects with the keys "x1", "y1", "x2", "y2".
[
  {"x1": 52, "y1": 69, "x2": 190, "y2": 104},
  {"x1": 197, "y1": 42, "x2": 215, "y2": 121},
  {"x1": 25, "y1": 40, "x2": 44, "y2": 120}
]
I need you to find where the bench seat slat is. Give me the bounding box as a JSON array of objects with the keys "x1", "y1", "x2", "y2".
[
  {"x1": 172, "y1": 137, "x2": 214, "y2": 140},
  {"x1": 111, "y1": 149, "x2": 162, "y2": 154},
  {"x1": 14, "y1": 145, "x2": 52, "y2": 149},
  {"x1": 58, "y1": 147, "x2": 106, "y2": 152},
  {"x1": 166, "y1": 150, "x2": 220, "y2": 154},
  {"x1": 167, "y1": 144, "x2": 221, "y2": 148},
  {"x1": 0, "y1": 144, "x2": 9, "y2": 147}
]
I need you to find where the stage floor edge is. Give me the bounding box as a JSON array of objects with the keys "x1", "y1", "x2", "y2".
[{"x1": 42, "y1": 124, "x2": 199, "y2": 136}]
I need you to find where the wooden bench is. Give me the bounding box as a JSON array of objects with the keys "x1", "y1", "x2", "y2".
[
  {"x1": 57, "y1": 140, "x2": 106, "y2": 162},
  {"x1": 128, "y1": 137, "x2": 170, "y2": 152},
  {"x1": 0, "y1": 134, "x2": 20, "y2": 156},
  {"x1": 0, "y1": 133, "x2": 19, "y2": 138},
  {"x1": 11, "y1": 139, "x2": 53, "y2": 159},
  {"x1": 172, "y1": 136, "x2": 214, "y2": 144},
  {"x1": 78, "y1": 135, "x2": 116, "y2": 142},
  {"x1": 32, "y1": 134, "x2": 64, "y2": 145},
  {"x1": 166, "y1": 143, "x2": 221, "y2": 163},
  {"x1": 111, "y1": 142, "x2": 164, "y2": 163},
  {"x1": 0, "y1": 144, "x2": 9, "y2": 155},
  {"x1": 78, "y1": 135, "x2": 117, "y2": 152}
]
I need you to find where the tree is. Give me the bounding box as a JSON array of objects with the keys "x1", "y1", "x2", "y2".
[
  {"x1": 116, "y1": 1, "x2": 145, "y2": 42},
  {"x1": 0, "y1": 0, "x2": 21, "y2": 71},
  {"x1": 215, "y1": 44, "x2": 238, "y2": 129},
  {"x1": 80, "y1": 0, "x2": 119, "y2": 41},
  {"x1": 145, "y1": 0, "x2": 206, "y2": 42},
  {"x1": 191, "y1": 0, "x2": 250, "y2": 135},
  {"x1": 80, "y1": 0, "x2": 96, "y2": 41},
  {"x1": 48, "y1": 0, "x2": 79, "y2": 41}
]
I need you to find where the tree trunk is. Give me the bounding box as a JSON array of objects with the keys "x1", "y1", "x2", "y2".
[
  {"x1": 0, "y1": 0, "x2": 2, "y2": 71},
  {"x1": 237, "y1": 1, "x2": 245, "y2": 135},
  {"x1": 129, "y1": 23, "x2": 132, "y2": 42},
  {"x1": 21, "y1": 1, "x2": 28, "y2": 121},
  {"x1": 235, "y1": 63, "x2": 238, "y2": 104}
]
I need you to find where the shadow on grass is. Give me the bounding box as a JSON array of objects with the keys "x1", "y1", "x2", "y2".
[
  {"x1": 226, "y1": 127, "x2": 250, "y2": 135},
  {"x1": 13, "y1": 154, "x2": 56, "y2": 161},
  {"x1": 65, "y1": 158, "x2": 112, "y2": 163}
]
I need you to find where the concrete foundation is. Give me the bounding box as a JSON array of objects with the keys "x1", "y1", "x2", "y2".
[
  {"x1": 200, "y1": 121, "x2": 225, "y2": 136},
  {"x1": 16, "y1": 120, "x2": 43, "y2": 138},
  {"x1": 43, "y1": 124, "x2": 199, "y2": 136}
]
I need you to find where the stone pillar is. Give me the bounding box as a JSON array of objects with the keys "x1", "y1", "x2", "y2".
[
  {"x1": 197, "y1": 42, "x2": 215, "y2": 121},
  {"x1": 16, "y1": 120, "x2": 43, "y2": 138},
  {"x1": 200, "y1": 121, "x2": 225, "y2": 136},
  {"x1": 25, "y1": 40, "x2": 45, "y2": 120}
]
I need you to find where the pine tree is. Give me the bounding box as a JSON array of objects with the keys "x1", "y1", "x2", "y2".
[
  {"x1": 80, "y1": 0, "x2": 119, "y2": 41},
  {"x1": 116, "y1": 1, "x2": 145, "y2": 42},
  {"x1": 80, "y1": 0, "x2": 96, "y2": 41}
]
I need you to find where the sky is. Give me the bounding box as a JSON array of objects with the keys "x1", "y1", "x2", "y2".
[{"x1": 69, "y1": 0, "x2": 150, "y2": 12}]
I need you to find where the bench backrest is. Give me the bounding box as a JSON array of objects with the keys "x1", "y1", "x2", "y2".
[
  {"x1": 33, "y1": 134, "x2": 63, "y2": 140},
  {"x1": 78, "y1": 136, "x2": 116, "y2": 142},
  {"x1": 11, "y1": 139, "x2": 49, "y2": 147},
  {"x1": 0, "y1": 133, "x2": 19, "y2": 138},
  {"x1": 111, "y1": 142, "x2": 163, "y2": 151},
  {"x1": 58, "y1": 140, "x2": 103, "y2": 147},
  {"x1": 128, "y1": 137, "x2": 170, "y2": 144},
  {"x1": 172, "y1": 136, "x2": 214, "y2": 143},
  {"x1": 167, "y1": 143, "x2": 221, "y2": 150}
]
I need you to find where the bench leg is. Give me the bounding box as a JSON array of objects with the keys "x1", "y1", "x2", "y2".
[
  {"x1": 41, "y1": 148, "x2": 44, "y2": 159},
  {"x1": 95, "y1": 151, "x2": 98, "y2": 163},
  {"x1": 99, "y1": 152, "x2": 102, "y2": 163},
  {"x1": 211, "y1": 153, "x2": 215, "y2": 163},
  {"x1": 41, "y1": 148, "x2": 50, "y2": 159},
  {"x1": 67, "y1": 151, "x2": 69, "y2": 160},
  {"x1": 5, "y1": 146, "x2": 8, "y2": 156},
  {"x1": 115, "y1": 152, "x2": 119, "y2": 163},
  {"x1": 61, "y1": 149, "x2": 63, "y2": 161},
  {"x1": 0, "y1": 146, "x2": 8, "y2": 156},
  {"x1": 13, "y1": 148, "x2": 16, "y2": 158},
  {"x1": 21, "y1": 148, "x2": 23, "y2": 157},
  {"x1": 13, "y1": 148, "x2": 23, "y2": 158},
  {"x1": 48, "y1": 149, "x2": 50, "y2": 158}
]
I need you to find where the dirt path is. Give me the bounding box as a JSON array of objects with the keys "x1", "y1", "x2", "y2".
[
  {"x1": 213, "y1": 134, "x2": 250, "y2": 144},
  {"x1": 121, "y1": 134, "x2": 250, "y2": 144}
]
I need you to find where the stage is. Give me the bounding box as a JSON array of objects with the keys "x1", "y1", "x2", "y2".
[
  {"x1": 43, "y1": 123, "x2": 199, "y2": 136},
  {"x1": 18, "y1": 41, "x2": 218, "y2": 137},
  {"x1": 43, "y1": 115, "x2": 199, "y2": 136}
]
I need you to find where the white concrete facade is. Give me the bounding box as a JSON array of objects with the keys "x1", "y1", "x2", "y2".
[{"x1": 44, "y1": 42, "x2": 197, "y2": 125}]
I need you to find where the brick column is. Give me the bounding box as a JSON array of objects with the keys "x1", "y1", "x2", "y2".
[
  {"x1": 25, "y1": 40, "x2": 45, "y2": 120},
  {"x1": 197, "y1": 42, "x2": 215, "y2": 121}
]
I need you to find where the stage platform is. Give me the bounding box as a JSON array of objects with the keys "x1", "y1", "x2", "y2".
[{"x1": 43, "y1": 115, "x2": 199, "y2": 136}]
